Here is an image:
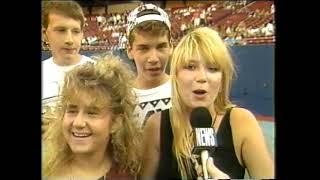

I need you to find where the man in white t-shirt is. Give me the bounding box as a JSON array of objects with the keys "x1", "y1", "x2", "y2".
[
  {"x1": 126, "y1": 4, "x2": 173, "y2": 127},
  {"x1": 42, "y1": 1, "x2": 94, "y2": 132}
]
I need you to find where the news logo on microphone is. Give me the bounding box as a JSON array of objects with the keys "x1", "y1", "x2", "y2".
[
  {"x1": 192, "y1": 127, "x2": 217, "y2": 154},
  {"x1": 190, "y1": 107, "x2": 217, "y2": 155}
]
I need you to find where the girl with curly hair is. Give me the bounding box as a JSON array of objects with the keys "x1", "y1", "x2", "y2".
[{"x1": 43, "y1": 54, "x2": 142, "y2": 180}]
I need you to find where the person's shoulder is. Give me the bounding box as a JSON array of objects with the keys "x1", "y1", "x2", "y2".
[
  {"x1": 229, "y1": 107, "x2": 257, "y2": 125},
  {"x1": 231, "y1": 107, "x2": 255, "y2": 117},
  {"x1": 42, "y1": 57, "x2": 53, "y2": 66},
  {"x1": 228, "y1": 107, "x2": 261, "y2": 146},
  {"x1": 42, "y1": 57, "x2": 56, "y2": 73},
  {"x1": 229, "y1": 107, "x2": 261, "y2": 138}
]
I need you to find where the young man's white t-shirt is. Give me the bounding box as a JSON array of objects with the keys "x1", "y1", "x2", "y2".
[
  {"x1": 133, "y1": 80, "x2": 172, "y2": 127},
  {"x1": 42, "y1": 55, "x2": 94, "y2": 112}
]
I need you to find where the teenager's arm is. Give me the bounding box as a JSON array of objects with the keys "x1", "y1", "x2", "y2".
[{"x1": 139, "y1": 112, "x2": 161, "y2": 180}]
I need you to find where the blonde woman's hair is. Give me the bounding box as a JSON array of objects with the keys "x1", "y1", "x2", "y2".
[
  {"x1": 169, "y1": 27, "x2": 236, "y2": 179},
  {"x1": 42, "y1": 54, "x2": 142, "y2": 177}
]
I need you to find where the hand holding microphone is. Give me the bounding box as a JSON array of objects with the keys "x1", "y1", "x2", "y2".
[
  {"x1": 206, "y1": 157, "x2": 230, "y2": 179},
  {"x1": 190, "y1": 107, "x2": 230, "y2": 180},
  {"x1": 193, "y1": 157, "x2": 230, "y2": 180}
]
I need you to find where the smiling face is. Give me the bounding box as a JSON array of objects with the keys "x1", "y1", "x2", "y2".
[
  {"x1": 176, "y1": 54, "x2": 222, "y2": 111},
  {"x1": 62, "y1": 91, "x2": 113, "y2": 155}
]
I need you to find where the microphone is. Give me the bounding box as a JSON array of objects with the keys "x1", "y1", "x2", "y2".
[{"x1": 190, "y1": 107, "x2": 217, "y2": 180}]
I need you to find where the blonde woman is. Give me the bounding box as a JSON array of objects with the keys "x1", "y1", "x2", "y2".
[
  {"x1": 141, "y1": 27, "x2": 274, "y2": 179},
  {"x1": 42, "y1": 54, "x2": 142, "y2": 180}
]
